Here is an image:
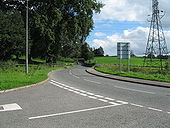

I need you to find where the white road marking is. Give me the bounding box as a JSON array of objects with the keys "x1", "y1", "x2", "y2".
[
  {"x1": 50, "y1": 80, "x2": 129, "y2": 106},
  {"x1": 0, "y1": 103, "x2": 22, "y2": 112},
  {"x1": 69, "y1": 70, "x2": 72, "y2": 75},
  {"x1": 62, "y1": 87, "x2": 68, "y2": 90},
  {"x1": 84, "y1": 79, "x2": 101, "y2": 84},
  {"x1": 116, "y1": 100, "x2": 128, "y2": 104},
  {"x1": 130, "y1": 103, "x2": 144, "y2": 108},
  {"x1": 51, "y1": 80, "x2": 66, "y2": 86},
  {"x1": 87, "y1": 96, "x2": 97, "y2": 99},
  {"x1": 95, "y1": 95, "x2": 104, "y2": 98},
  {"x1": 147, "y1": 107, "x2": 163, "y2": 112},
  {"x1": 51, "y1": 80, "x2": 168, "y2": 114},
  {"x1": 29, "y1": 104, "x2": 117, "y2": 120},
  {"x1": 79, "y1": 93, "x2": 88, "y2": 97},
  {"x1": 98, "y1": 99, "x2": 108, "y2": 103},
  {"x1": 104, "y1": 97, "x2": 115, "y2": 101},
  {"x1": 72, "y1": 91, "x2": 81, "y2": 94},
  {"x1": 109, "y1": 102, "x2": 121, "y2": 106},
  {"x1": 86, "y1": 92, "x2": 95, "y2": 95},
  {"x1": 68, "y1": 86, "x2": 75, "y2": 89},
  {"x1": 114, "y1": 86, "x2": 156, "y2": 94},
  {"x1": 67, "y1": 89, "x2": 74, "y2": 92},
  {"x1": 72, "y1": 75, "x2": 80, "y2": 79},
  {"x1": 69, "y1": 70, "x2": 80, "y2": 79},
  {"x1": 79, "y1": 90, "x2": 87, "y2": 93}
]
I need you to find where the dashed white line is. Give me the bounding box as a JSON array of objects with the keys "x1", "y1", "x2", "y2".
[
  {"x1": 67, "y1": 89, "x2": 74, "y2": 92},
  {"x1": 87, "y1": 96, "x2": 97, "y2": 99},
  {"x1": 109, "y1": 102, "x2": 121, "y2": 106},
  {"x1": 50, "y1": 80, "x2": 169, "y2": 115},
  {"x1": 51, "y1": 80, "x2": 67, "y2": 87},
  {"x1": 79, "y1": 93, "x2": 88, "y2": 97},
  {"x1": 68, "y1": 70, "x2": 80, "y2": 78},
  {"x1": 147, "y1": 107, "x2": 163, "y2": 112},
  {"x1": 95, "y1": 95, "x2": 104, "y2": 98},
  {"x1": 104, "y1": 97, "x2": 115, "y2": 101},
  {"x1": 62, "y1": 87, "x2": 68, "y2": 90},
  {"x1": 130, "y1": 103, "x2": 144, "y2": 108},
  {"x1": 72, "y1": 91, "x2": 81, "y2": 94},
  {"x1": 84, "y1": 79, "x2": 101, "y2": 84},
  {"x1": 69, "y1": 70, "x2": 72, "y2": 75},
  {"x1": 29, "y1": 104, "x2": 117, "y2": 120},
  {"x1": 72, "y1": 75, "x2": 80, "y2": 79},
  {"x1": 116, "y1": 100, "x2": 128, "y2": 104},
  {"x1": 73, "y1": 88, "x2": 82, "y2": 91},
  {"x1": 86, "y1": 92, "x2": 95, "y2": 95},
  {"x1": 50, "y1": 80, "x2": 128, "y2": 106},
  {"x1": 98, "y1": 99, "x2": 108, "y2": 103},
  {"x1": 114, "y1": 86, "x2": 156, "y2": 94}
]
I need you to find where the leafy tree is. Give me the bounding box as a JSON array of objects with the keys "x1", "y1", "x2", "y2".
[
  {"x1": 130, "y1": 50, "x2": 136, "y2": 57},
  {"x1": 1, "y1": 0, "x2": 103, "y2": 62},
  {"x1": 81, "y1": 42, "x2": 94, "y2": 61},
  {"x1": 93, "y1": 46, "x2": 104, "y2": 57},
  {"x1": 0, "y1": 9, "x2": 25, "y2": 61}
]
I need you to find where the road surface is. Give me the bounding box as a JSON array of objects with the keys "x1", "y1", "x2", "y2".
[{"x1": 0, "y1": 65, "x2": 170, "y2": 128}]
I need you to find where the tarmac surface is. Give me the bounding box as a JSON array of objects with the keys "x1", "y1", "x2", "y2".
[{"x1": 0, "y1": 65, "x2": 170, "y2": 128}]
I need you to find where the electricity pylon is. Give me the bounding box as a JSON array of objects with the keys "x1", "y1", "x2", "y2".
[{"x1": 144, "y1": 0, "x2": 168, "y2": 70}]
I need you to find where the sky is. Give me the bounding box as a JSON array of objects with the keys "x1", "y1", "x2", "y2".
[{"x1": 87, "y1": 0, "x2": 170, "y2": 56}]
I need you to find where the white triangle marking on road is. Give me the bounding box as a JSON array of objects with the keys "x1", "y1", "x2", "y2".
[{"x1": 0, "y1": 103, "x2": 22, "y2": 112}]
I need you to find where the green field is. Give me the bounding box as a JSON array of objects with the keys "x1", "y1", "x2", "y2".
[
  {"x1": 91, "y1": 56, "x2": 144, "y2": 66},
  {"x1": 0, "y1": 58, "x2": 74, "y2": 91},
  {"x1": 91, "y1": 57, "x2": 170, "y2": 83}
]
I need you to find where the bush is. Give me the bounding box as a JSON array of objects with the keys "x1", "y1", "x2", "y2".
[{"x1": 0, "y1": 61, "x2": 18, "y2": 71}]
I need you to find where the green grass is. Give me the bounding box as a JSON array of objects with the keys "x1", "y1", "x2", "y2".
[
  {"x1": 95, "y1": 66, "x2": 170, "y2": 82},
  {"x1": 91, "y1": 56, "x2": 166, "y2": 66},
  {"x1": 0, "y1": 59, "x2": 74, "y2": 91},
  {"x1": 92, "y1": 57, "x2": 170, "y2": 83},
  {"x1": 91, "y1": 57, "x2": 144, "y2": 66}
]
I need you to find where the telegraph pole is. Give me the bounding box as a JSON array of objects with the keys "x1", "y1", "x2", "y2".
[
  {"x1": 144, "y1": 0, "x2": 168, "y2": 70},
  {"x1": 26, "y1": 0, "x2": 29, "y2": 74}
]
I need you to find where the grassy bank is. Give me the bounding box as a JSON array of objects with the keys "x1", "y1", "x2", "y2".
[
  {"x1": 92, "y1": 57, "x2": 170, "y2": 83},
  {"x1": 0, "y1": 59, "x2": 74, "y2": 91}
]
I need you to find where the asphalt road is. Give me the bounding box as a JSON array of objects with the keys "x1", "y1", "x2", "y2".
[{"x1": 0, "y1": 65, "x2": 170, "y2": 128}]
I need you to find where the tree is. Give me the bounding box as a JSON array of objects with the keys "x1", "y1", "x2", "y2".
[
  {"x1": 93, "y1": 46, "x2": 104, "y2": 57},
  {"x1": 81, "y1": 42, "x2": 94, "y2": 61},
  {"x1": 0, "y1": 9, "x2": 25, "y2": 61},
  {"x1": 1, "y1": 0, "x2": 103, "y2": 62},
  {"x1": 130, "y1": 50, "x2": 136, "y2": 57}
]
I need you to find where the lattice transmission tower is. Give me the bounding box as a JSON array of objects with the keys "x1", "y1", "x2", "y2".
[{"x1": 144, "y1": 0, "x2": 168, "y2": 70}]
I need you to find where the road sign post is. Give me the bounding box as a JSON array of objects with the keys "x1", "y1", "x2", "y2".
[{"x1": 117, "y1": 42, "x2": 130, "y2": 72}]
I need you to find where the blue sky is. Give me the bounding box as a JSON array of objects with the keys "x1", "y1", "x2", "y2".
[{"x1": 87, "y1": 0, "x2": 170, "y2": 56}]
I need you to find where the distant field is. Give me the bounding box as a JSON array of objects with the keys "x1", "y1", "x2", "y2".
[{"x1": 91, "y1": 57, "x2": 144, "y2": 66}]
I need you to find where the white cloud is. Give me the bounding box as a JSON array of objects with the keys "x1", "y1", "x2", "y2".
[
  {"x1": 91, "y1": 27, "x2": 170, "y2": 55},
  {"x1": 91, "y1": 0, "x2": 170, "y2": 55},
  {"x1": 96, "y1": 0, "x2": 170, "y2": 27},
  {"x1": 94, "y1": 32, "x2": 106, "y2": 37}
]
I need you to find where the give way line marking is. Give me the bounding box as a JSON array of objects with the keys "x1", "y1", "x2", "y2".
[{"x1": 29, "y1": 104, "x2": 117, "y2": 120}]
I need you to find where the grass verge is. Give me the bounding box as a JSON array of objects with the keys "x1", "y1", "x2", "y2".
[
  {"x1": 0, "y1": 61, "x2": 73, "y2": 91},
  {"x1": 95, "y1": 66, "x2": 170, "y2": 83}
]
